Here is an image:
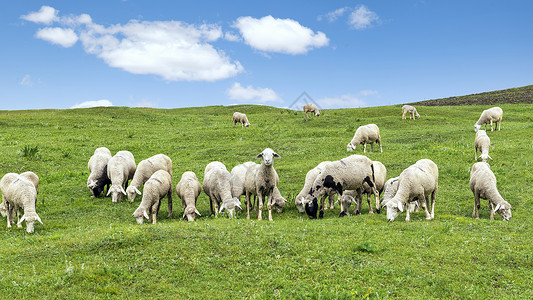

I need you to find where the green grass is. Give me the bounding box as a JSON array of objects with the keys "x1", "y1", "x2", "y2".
[{"x1": 0, "y1": 104, "x2": 532, "y2": 299}]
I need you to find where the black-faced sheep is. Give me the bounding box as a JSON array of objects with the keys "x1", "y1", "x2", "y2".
[
  {"x1": 303, "y1": 103, "x2": 320, "y2": 118},
  {"x1": 132, "y1": 170, "x2": 173, "y2": 224},
  {"x1": 469, "y1": 162, "x2": 511, "y2": 221},
  {"x1": 176, "y1": 171, "x2": 202, "y2": 222},
  {"x1": 474, "y1": 106, "x2": 503, "y2": 132},
  {"x1": 107, "y1": 150, "x2": 136, "y2": 203},
  {"x1": 402, "y1": 105, "x2": 420, "y2": 120},
  {"x1": 126, "y1": 154, "x2": 172, "y2": 202},
  {"x1": 87, "y1": 147, "x2": 112, "y2": 198},
  {"x1": 232, "y1": 112, "x2": 250, "y2": 127},
  {"x1": 346, "y1": 124, "x2": 383, "y2": 153}
]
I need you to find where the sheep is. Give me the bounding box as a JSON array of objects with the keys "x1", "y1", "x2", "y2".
[
  {"x1": 469, "y1": 162, "x2": 511, "y2": 221},
  {"x1": 382, "y1": 159, "x2": 438, "y2": 222},
  {"x1": 343, "y1": 161, "x2": 387, "y2": 215},
  {"x1": 1, "y1": 172, "x2": 39, "y2": 219},
  {"x1": 474, "y1": 130, "x2": 492, "y2": 162},
  {"x1": 2, "y1": 175, "x2": 43, "y2": 233},
  {"x1": 230, "y1": 161, "x2": 256, "y2": 203},
  {"x1": 303, "y1": 154, "x2": 379, "y2": 219},
  {"x1": 402, "y1": 105, "x2": 420, "y2": 120},
  {"x1": 380, "y1": 176, "x2": 420, "y2": 213},
  {"x1": 232, "y1": 112, "x2": 250, "y2": 127},
  {"x1": 244, "y1": 148, "x2": 280, "y2": 221},
  {"x1": 346, "y1": 124, "x2": 383, "y2": 153},
  {"x1": 106, "y1": 150, "x2": 136, "y2": 203},
  {"x1": 474, "y1": 106, "x2": 503, "y2": 132},
  {"x1": 303, "y1": 103, "x2": 320, "y2": 118},
  {"x1": 176, "y1": 171, "x2": 202, "y2": 221},
  {"x1": 132, "y1": 170, "x2": 173, "y2": 224},
  {"x1": 339, "y1": 190, "x2": 358, "y2": 216},
  {"x1": 203, "y1": 161, "x2": 241, "y2": 218},
  {"x1": 20, "y1": 171, "x2": 39, "y2": 194},
  {"x1": 126, "y1": 154, "x2": 172, "y2": 202},
  {"x1": 294, "y1": 161, "x2": 336, "y2": 213},
  {"x1": 86, "y1": 147, "x2": 112, "y2": 198}
]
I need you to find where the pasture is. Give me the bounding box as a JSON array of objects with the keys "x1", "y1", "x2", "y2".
[{"x1": 0, "y1": 104, "x2": 532, "y2": 299}]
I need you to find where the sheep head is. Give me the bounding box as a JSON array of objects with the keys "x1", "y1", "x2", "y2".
[
  {"x1": 126, "y1": 185, "x2": 142, "y2": 202},
  {"x1": 107, "y1": 185, "x2": 127, "y2": 203},
  {"x1": 384, "y1": 198, "x2": 403, "y2": 222},
  {"x1": 272, "y1": 195, "x2": 287, "y2": 213},
  {"x1": 474, "y1": 124, "x2": 481, "y2": 132},
  {"x1": 183, "y1": 206, "x2": 201, "y2": 222},
  {"x1": 256, "y1": 148, "x2": 280, "y2": 166},
  {"x1": 340, "y1": 194, "x2": 356, "y2": 217},
  {"x1": 479, "y1": 154, "x2": 492, "y2": 162},
  {"x1": 495, "y1": 203, "x2": 512, "y2": 221},
  {"x1": 17, "y1": 212, "x2": 43, "y2": 233},
  {"x1": 245, "y1": 121, "x2": 250, "y2": 127},
  {"x1": 0, "y1": 202, "x2": 7, "y2": 217},
  {"x1": 87, "y1": 180, "x2": 97, "y2": 189},
  {"x1": 219, "y1": 198, "x2": 242, "y2": 218},
  {"x1": 346, "y1": 142, "x2": 356, "y2": 152},
  {"x1": 294, "y1": 195, "x2": 306, "y2": 213},
  {"x1": 132, "y1": 208, "x2": 150, "y2": 224},
  {"x1": 415, "y1": 112, "x2": 420, "y2": 119},
  {"x1": 304, "y1": 196, "x2": 319, "y2": 219}
]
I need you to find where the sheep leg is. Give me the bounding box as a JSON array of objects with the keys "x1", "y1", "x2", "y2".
[
  {"x1": 430, "y1": 190, "x2": 436, "y2": 219},
  {"x1": 402, "y1": 112, "x2": 406, "y2": 120},
  {"x1": 167, "y1": 190, "x2": 173, "y2": 218},
  {"x1": 363, "y1": 143, "x2": 367, "y2": 153},
  {"x1": 475, "y1": 146, "x2": 478, "y2": 160},
  {"x1": 490, "y1": 120, "x2": 494, "y2": 132},
  {"x1": 497, "y1": 121, "x2": 500, "y2": 131},
  {"x1": 366, "y1": 193, "x2": 374, "y2": 214},
  {"x1": 152, "y1": 201, "x2": 161, "y2": 225},
  {"x1": 267, "y1": 193, "x2": 273, "y2": 221},
  {"x1": 373, "y1": 186, "x2": 381, "y2": 214},
  {"x1": 328, "y1": 194, "x2": 335, "y2": 210},
  {"x1": 489, "y1": 202, "x2": 495, "y2": 220},
  {"x1": 353, "y1": 189, "x2": 363, "y2": 215},
  {"x1": 318, "y1": 195, "x2": 325, "y2": 219},
  {"x1": 378, "y1": 139, "x2": 383, "y2": 153},
  {"x1": 257, "y1": 193, "x2": 263, "y2": 220},
  {"x1": 370, "y1": 143, "x2": 374, "y2": 152},
  {"x1": 209, "y1": 196, "x2": 214, "y2": 216},
  {"x1": 245, "y1": 192, "x2": 251, "y2": 219},
  {"x1": 405, "y1": 204, "x2": 411, "y2": 222},
  {"x1": 6, "y1": 202, "x2": 13, "y2": 228},
  {"x1": 423, "y1": 195, "x2": 432, "y2": 220}
]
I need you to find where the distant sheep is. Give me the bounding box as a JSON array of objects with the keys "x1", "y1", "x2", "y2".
[
  {"x1": 303, "y1": 103, "x2": 320, "y2": 118},
  {"x1": 132, "y1": 170, "x2": 173, "y2": 224},
  {"x1": 474, "y1": 107, "x2": 503, "y2": 132},
  {"x1": 126, "y1": 154, "x2": 172, "y2": 202},
  {"x1": 469, "y1": 162, "x2": 511, "y2": 221},
  {"x1": 474, "y1": 130, "x2": 492, "y2": 162},
  {"x1": 107, "y1": 150, "x2": 136, "y2": 203},
  {"x1": 1, "y1": 175, "x2": 43, "y2": 233},
  {"x1": 176, "y1": 171, "x2": 202, "y2": 222},
  {"x1": 87, "y1": 147, "x2": 112, "y2": 197},
  {"x1": 295, "y1": 161, "x2": 335, "y2": 213},
  {"x1": 402, "y1": 105, "x2": 420, "y2": 120},
  {"x1": 347, "y1": 124, "x2": 383, "y2": 153},
  {"x1": 203, "y1": 161, "x2": 241, "y2": 218},
  {"x1": 232, "y1": 112, "x2": 250, "y2": 127}
]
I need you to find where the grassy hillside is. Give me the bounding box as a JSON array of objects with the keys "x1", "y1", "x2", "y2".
[
  {"x1": 0, "y1": 104, "x2": 532, "y2": 299},
  {"x1": 408, "y1": 85, "x2": 533, "y2": 106}
]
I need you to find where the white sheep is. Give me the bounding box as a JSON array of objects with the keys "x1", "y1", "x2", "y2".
[
  {"x1": 2, "y1": 175, "x2": 43, "y2": 233},
  {"x1": 20, "y1": 171, "x2": 39, "y2": 194},
  {"x1": 339, "y1": 189, "x2": 359, "y2": 216},
  {"x1": 303, "y1": 103, "x2": 320, "y2": 118},
  {"x1": 176, "y1": 171, "x2": 202, "y2": 221},
  {"x1": 303, "y1": 154, "x2": 380, "y2": 219},
  {"x1": 294, "y1": 161, "x2": 335, "y2": 213},
  {"x1": 342, "y1": 161, "x2": 387, "y2": 215},
  {"x1": 232, "y1": 112, "x2": 251, "y2": 127},
  {"x1": 244, "y1": 148, "x2": 280, "y2": 221},
  {"x1": 106, "y1": 150, "x2": 136, "y2": 203},
  {"x1": 469, "y1": 162, "x2": 511, "y2": 221},
  {"x1": 132, "y1": 170, "x2": 173, "y2": 224},
  {"x1": 1, "y1": 172, "x2": 39, "y2": 219},
  {"x1": 474, "y1": 106, "x2": 503, "y2": 132},
  {"x1": 87, "y1": 147, "x2": 112, "y2": 198},
  {"x1": 126, "y1": 154, "x2": 172, "y2": 202},
  {"x1": 230, "y1": 161, "x2": 256, "y2": 203},
  {"x1": 346, "y1": 124, "x2": 383, "y2": 153},
  {"x1": 203, "y1": 161, "x2": 241, "y2": 218},
  {"x1": 380, "y1": 176, "x2": 420, "y2": 213},
  {"x1": 382, "y1": 159, "x2": 438, "y2": 222},
  {"x1": 474, "y1": 130, "x2": 492, "y2": 162},
  {"x1": 402, "y1": 105, "x2": 420, "y2": 120}
]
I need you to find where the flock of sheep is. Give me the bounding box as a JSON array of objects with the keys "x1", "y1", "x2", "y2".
[{"x1": 0, "y1": 105, "x2": 512, "y2": 233}]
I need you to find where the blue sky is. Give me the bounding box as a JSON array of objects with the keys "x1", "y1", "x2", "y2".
[{"x1": 1, "y1": 1, "x2": 532, "y2": 110}]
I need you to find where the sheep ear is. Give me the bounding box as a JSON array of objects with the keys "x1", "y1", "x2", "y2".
[
  {"x1": 194, "y1": 208, "x2": 202, "y2": 216},
  {"x1": 134, "y1": 187, "x2": 142, "y2": 195},
  {"x1": 106, "y1": 188, "x2": 112, "y2": 196},
  {"x1": 488, "y1": 155, "x2": 493, "y2": 160},
  {"x1": 397, "y1": 202, "x2": 404, "y2": 212},
  {"x1": 255, "y1": 153, "x2": 263, "y2": 159},
  {"x1": 120, "y1": 186, "x2": 127, "y2": 195},
  {"x1": 17, "y1": 215, "x2": 26, "y2": 226},
  {"x1": 273, "y1": 152, "x2": 280, "y2": 158},
  {"x1": 36, "y1": 214, "x2": 43, "y2": 225},
  {"x1": 235, "y1": 201, "x2": 242, "y2": 210},
  {"x1": 494, "y1": 204, "x2": 501, "y2": 211},
  {"x1": 143, "y1": 210, "x2": 149, "y2": 219}
]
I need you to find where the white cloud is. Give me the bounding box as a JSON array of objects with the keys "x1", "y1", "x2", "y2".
[
  {"x1": 316, "y1": 94, "x2": 367, "y2": 109},
  {"x1": 224, "y1": 31, "x2": 241, "y2": 42},
  {"x1": 19, "y1": 74, "x2": 33, "y2": 87},
  {"x1": 233, "y1": 15, "x2": 329, "y2": 54},
  {"x1": 71, "y1": 100, "x2": 113, "y2": 109},
  {"x1": 227, "y1": 82, "x2": 282, "y2": 103},
  {"x1": 359, "y1": 90, "x2": 378, "y2": 96},
  {"x1": 349, "y1": 5, "x2": 379, "y2": 30},
  {"x1": 319, "y1": 7, "x2": 348, "y2": 22},
  {"x1": 21, "y1": 6, "x2": 59, "y2": 24},
  {"x1": 35, "y1": 27, "x2": 78, "y2": 47}
]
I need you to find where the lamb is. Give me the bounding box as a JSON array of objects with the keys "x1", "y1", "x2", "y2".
[
  {"x1": 176, "y1": 171, "x2": 202, "y2": 221},
  {"x1": 106, "y1": 150, "x2": 136, "y2": 203},
  {"x1": 126, "y1": 154, "x2": 172, "y2": 202},
  {"x1": 342, "y1": 161, "x2": 387, "y2": 215},
  {"x1": 232, "y1": 112, "x2": 251, "y2": 127},
  {"x1": 203, "y1": 161, "x2": 241, "y2": 218},
  {"x1": 474, "y1": 130, "x2": 492, "y2": 162},
  {"x1": 294, "y1": 161, "x2": 335, "y2": 213},
  {"x1": 132, "y1": 170, "x2": 173, "y2": 224},
  {"x1": 2, "y1": 175, "x2": 43, "y2": 233},
  {"x1": 382, "y1": 159, "x2": 438, "y2": 222},
  {"x1": 244, "y1": 148, "x2": 280, "y2": 221},
  {"x1": 469, "y1": 162, "x2": 511, "y2": 221},
  {"x1": 86, "y1": 147, "x2": 112, "y2": 197},
  {"x1": 303, "y1": 154, "x2": 379, "y2": 219},
  {"x1": 346, "y1": 124, "x2": 383, "y2": 153},
  {"x1": 303, "y1": 103, "x2": 320, "y2": 118},
  {"x1": 474, "y1": 106, "x2": 503, "y2": 132},
  {"x1": 402, "y1": 105, "x2": 420, "y2": 120}
]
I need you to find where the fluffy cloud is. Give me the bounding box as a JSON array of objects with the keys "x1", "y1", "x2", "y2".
[
  {"x1": 319, "y1": 7, "x2": 348, "y2": 22},
  {"x1": 349, "y1": 5, "x2": 380, "y2": 30},
  {"x1": 35, "y1": 27, "x2": 78, "y2": 47},
  {"x1": 21, "y1": 6, "x2": 59, "y2": 24},
  {"x1": 70, "y1": 100, "x2": 113, "y2": 109},
  {"x1": 316, "y1": 94, "x2": 367, "y2": 109},
  {"x1": 227, "y1": 83, "x2": 282, "y2": 103},
  {"x1": 233, "y1": 15, "x2": 329, "y2": 54}
]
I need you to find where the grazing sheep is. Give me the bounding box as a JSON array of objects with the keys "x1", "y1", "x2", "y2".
[
  {"x1": 295, "y1": 161, "x2": 336, "y2": 213},
  {"x1": 87, "y1": 147, "x2": 112, "y2": 198},
  {"x1": 203, "y1": 161, "x2": 241, "y2": 218},
  {"x1": 474, "y1": 130, "x2": 492, "y2": 162},
  {"x1": 303, "y1": 154, "x2": 379, "y2": 219},
  {"x1": 474, "y1": 107, "x2": 503, "y2": 132},
  {"x1": 230, "y1": 161, "x2": 256, "y2": 204},
  {"x1": 351, "y1": 161, "x2": 387, "y2": 215},
  {"x1": 232, "y1": 112, "x2": 251, "y2": 127},
  {"x1": 380, "y1": 176, "x2": 420, "y2": 213},
  {"x1": 346, "y1": 124, "x2": 383, "y2": 153},
  {"x1": 126, "y1": 154, "x2": 172, "y2": 202},
  {"x1": 132, "y1": 170, "x2": 173, "y2": 224},
  {"x1": 0, "y1": 173, "x2": 19, "y2": 217},
  {"x1": 469, "y1": 162, "x2": 511, "y2": 221},
  {"x1": 176, "y1": 171, "x2": 202, "y2": 222},
  {"x1": 244, "y1": 148, "x2": 280, "y2": 221},
  {"x1": 382, "y1": 159, "x2": 438, "y2": 222},
  {"x1": 2, "y1": 175, "x2": 43, "y2": 233},
  {"x1": 20, "y1": 171, "x2": 39, "y2": 194},
  {"x1": 303, "y1": 103, "x2": 320, "y2": 118},
  {"x1": 402, "y1": 105, "x2": 420, "y2": 120},
  {"x1": 107, "y1": 150, "x2": 136, "y2": 203},
  {"x1": 339, "y1": 190, "x2": 359, "y2": 216}
]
